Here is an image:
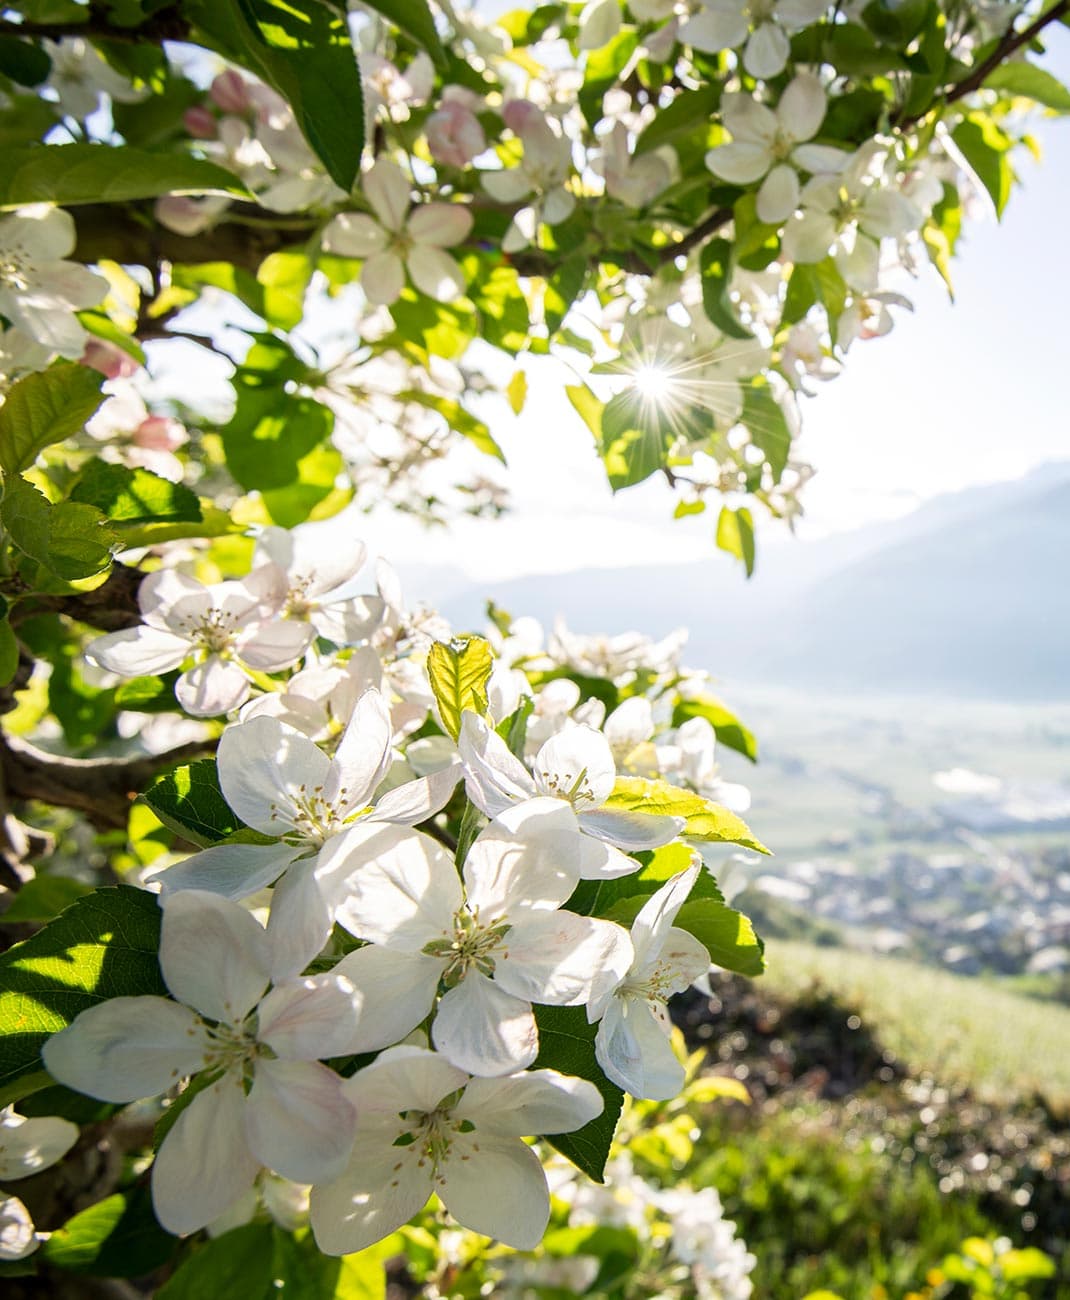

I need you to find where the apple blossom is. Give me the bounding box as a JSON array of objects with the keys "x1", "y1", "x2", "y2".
[
  {"x1": 318, "y1": 802, "x2": 633, "y2": 1074},
  {"x1": 0, "y1": 206, "x2": 109, "y2": 360},
  {"x1": 680, "y1": 0, "x2": 828, "y2": 79},
  {"x1": 594, "y1": 123, "x2": 676, "y2": 209},
  {"x1": 705, "y1": 75, "x2": 848, "y2": 225},
  {"x1": 482, "y1": 115, "x2": 575, "y2": 251},
  {"x1": 151, "y1": 696, "x2": 461, "y2": 979},
  {"x1": 0, "y1": 1107, "x2": 79, "y2": 1260},
  {"x1": 42, "y1": 891, "x2": 360, "y2": 1235},
  {"x1": 459, "y1": 712, "x2": 683, "y2": 866},
  {"x1": 427, "y1": 94, "x2": 487, "y2": 168},
  {"x1": 86, "y1": 567, "x2": 310, "y2": 717},
  {"x1": 322, "y1": 158, "x2": 473, "y2": 305},
  {"x1": 589, "y1": 864, "x2": 711, "y2": 1098},
  {"x1": 310, "y1": 1046, "x2": 604, "y2": 1254},
  {"x1": 42, "y1": 36, "x2": 144, "y2": 118}
]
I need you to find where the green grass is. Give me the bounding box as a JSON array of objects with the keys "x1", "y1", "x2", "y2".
[{"x1": 760, "y1": 940, "x2": 1070, "y2": 1108}]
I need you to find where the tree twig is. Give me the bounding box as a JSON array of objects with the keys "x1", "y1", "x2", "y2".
[
  {"x1": 0, "y1": 6, "x2": 189, "y2": 44},
  {"x1": 0, "y1": 734, "x2": 216, "y2": 831}
]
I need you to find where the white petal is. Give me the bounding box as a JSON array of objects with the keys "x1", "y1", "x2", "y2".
[
  {"x1": 481, "y1": 169, "x2": 532, "y2": 203},
  {"x1": 457, "y1": 711, "x2": 536, "y2": 817},
  {"x1": 159, "y1": 890, "x2": 271, "y2": 1024},
  {"x1": 371, "y1": 763, "x2": 462, "y2": 825},
  {"x1": 790, "y1": 143, "x2": 850, "y2": 175},
  {"x1": 782, "y1": 211, "x2": 838, "y2": 263},
  {"x1": 408, "y1": 203, "x2": 474, "y2": 248},
  {"x1": 595, "y1": 995, "x2": 684, "y2": 1099},
  {"x1": 42, "y1": 997, "x2": 209, "y2": 1103},
  {"x1": 533, "y1": 726, "x2": 615, "y2": 809},
  {"x1": 363, "y1": 157, "x2": 411, "y2": 232},
  {"x1": 175, "y1": 657, "x2": 250, "y2": 717},
  {"x1": 362, "y1": 250, "x2": 406, "y2": 305},
  {"x1": 325, "y1": 688, "x2": 392, "y2": 813},
  {"x1": 777, "y1": 72, "x2": 826, "y2": 144},
  {"x1": 310, "y1": 594, "x2": 386, "y2": 644},
  {"x1": 322, "y1": 823, "x2": 461, "y2": 949},
  {"x1": 217, "y1": 715, "x2": 332, "y2": 837},
  {"x1": 861, "y1": 189, "x2": 923, "y2": 239},
  {"x1": 152, "y1": 1076, "x2": 259, "y2": 1235},
  {"x1": 310, "y1": 1134, "x2": 430, "y2": 1256},
  {"x1": 462, "y1": 798, "x2": 585, "y2": 918},
  {"x1": 321, "y1": 212, "x2": 388, "y2": 258},
  {"x1": 578, "y1": 807, "x2": 683, "y2": 852},
  {"x1": 245, "y1": 1058, "x2": 355, "y2": 1184},
  {"x1": 432, "y1": 972, "x2": 538, "y2": 1077},
  {"x1": 265, "y1": 858, "x2": 334, "y2": 982},
  {"x1": 774, "y1": 0, "x2": 827, "y2": 29},
  {"x1": 407, "y1": 245, "x2": 467, "y2": 302},
  {"x1": 757, "y1": 163, "x2": 800, "y2": 224},
  {"x1": 705, "y1": 141, "x2": 772, "y2": 185},
  {"x1": 540, "y1": 187, "x2": 575, "y2": 225},
  {"x1": 630, "y1": 865, "x2": 701, "y2": 970},
  {"x1": 679, "y1": 7, "x2": 749, "y2": 53},
  {"x1": 150, "y1": 840, "x2": 300, "y2": 900},
  {"x1": 85, "y1": 627, "x2": 189, "y2": 676},
  {"x1": 343, "y1": 1044, "x2": 469, "y2": 1117},
  {"x1": 743, "y1": 22, "x2": 791, "y2": 78},
  {"x1": 440, "y1": 1132, "x2": 548, "y2": 1248},
  {"x1": 256, "y1": 972, "x2": 362, "y2": 1059},
  {"x1": 0, "y1": 1114, "x2": 78, "y2": 1181},
  {"x1": 834, "y1": 228, "x2": 880, "y2": 292},
  {"x1": 603, "y1": 697, "x2": 653, "y2": 752},
  {"x1": 721, "y1": 93, "x2": 779, "y2": 147},
  {"x1": 454, "y1": 1069, "x2": 603, "y2": 1137},
  {"x1": 0, "y1": 1193, "x2": 37, "y2": 1260},
  {"x1": 636, "y1": 925, "x2": 712, "y2": 992},
  {"x1": 330, "y1": 945, "x2": 442, "y2": 1053},
  {"x1": 238, "y1": 619, "x2": 313, "y2": 670},
  {"x1": 254, "y1": 510, "x2": 367, "y2": 598},
  {"x1": 495, "y1": 912, "x2": 633, "y2": 1007}
]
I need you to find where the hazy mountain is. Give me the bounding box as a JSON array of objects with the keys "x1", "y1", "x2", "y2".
[{"x1": 435, "y1": 464, "x2": 1070, "y2": 699}]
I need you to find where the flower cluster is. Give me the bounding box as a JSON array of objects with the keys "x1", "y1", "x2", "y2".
[{"x1": 41, "y1": 524, "x2": 766, "y2": 1250}]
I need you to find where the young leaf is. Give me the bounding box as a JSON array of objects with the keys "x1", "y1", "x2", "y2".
[
  {"x1": 427, "y1": 636, "x2": 494, "y2": 741},
  {"x1": 533, "y1": 1005, "x2": 623, "y2": 1183},
  {"x1": 671, "y1": 900, "x2": 765, "y2": 976},
  {"x1": 604, "y1": 777, "x2": 769, "y2": 853},
  {"x1": 157, "y1": 1223, "x2": 276, "y2": 1300},
  {"x1": 671, "y1": 694, "x2": 758, "y2": 763},
  {"x1": 0, "y1": 886, "x2": 164, "y2": 1106},
  {"x1": 715, "y1": 505, "x2": 756, "y2": 577},
  {"x1": 0, "y1": 144, "x2": 250, "y2": 209},
  {"x1": 141, "y1": 761, "x2": 241, "y2": 847},
  {"x1": 42, "y1": 1187, "x2": 177, "y2": 1277},
  {"x1": 0, "y1": 363, "x2": 104, "y2": 473},
  {"x1": 70, "y1": 460, "x2": 203, "y2": 527}
]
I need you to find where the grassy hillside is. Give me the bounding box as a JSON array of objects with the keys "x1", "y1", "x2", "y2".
[{"x1": 759, "y1": 940, "x2": 1070, "y2": 1108}]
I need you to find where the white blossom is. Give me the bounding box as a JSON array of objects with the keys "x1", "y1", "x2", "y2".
[
  {"x1": 310, "y1": 1045, "x2": 603, "y2": 1253},
  {"x1": 681, "y1": 0, "x2": 828, "y2": 79},
  {"x1": 42, "y1": 892, "x2": 360, "y2": 1235}
]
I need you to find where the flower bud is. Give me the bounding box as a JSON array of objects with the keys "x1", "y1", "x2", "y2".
[
  {"x1": 182, "y1": 105, "x2": 218, "y2": 139},
  {"x1": 210, "y1": 69, "x2": 251, "y2": 114},
  {"x1": 426, "y1": 100, "x2": 486, "y2": 168},
  {"x1": 134, "y1": 415, "x2": 187, "y2": 452},
  {"x1": 502, "y1": 98, "x2": 541, "y2": 135},
  {"x1": 80, "y1": 338, "x2": 138, "y2": 381}
]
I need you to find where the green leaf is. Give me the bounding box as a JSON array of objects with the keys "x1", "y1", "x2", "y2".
[
  {"x1": 257, "y1": 250, "x2": 313, "y2": 330},
  {"x1": 951, "y1": 118, "x2": 1013, "y2": 217},
  {"x1": 715, "y1": 505, "x2": 755, "y2": 577},
  {"x1": 233, "y1": 0, "x2": 365, "y2": 191},
  {"x1": 0, "y1": 363, "x2": 104, "y2": 473},
  {"x1": 741, "y1": 385, "x2": 791, "y2": 483},
  {"x1": 1, "y1": 476, "x2": 115, "y2": 581},
  {"x1": 544, "y1": 254, "x2": 587, "y2": 333},
  {"x1": 565, "y1": 383, "x2": 605, "y2": 442},
  {"x1": 0, "y1": 35, "x2": 52, "y2": 87},
  {"x1": 355, "y1": 0, "x2": 445, "y2": 67},
  {"x1": 506, "y1": 369, "x2": 528, "y2": 414},
  {"x1": 0, "y1": 144, "x2": 250, "y2": 209},
  {"x1": 699, "y1": 239, "x2": 751, "y2": 340},
  {"x1": 636, "y1": 84, "x2": 720, "y2": 153},
  {"x1": 427, "y1": 636, "x2": 493, "y2": 741},
  {"x1": 533, "y1": 1005, "x2": 622, "y2": 1182},
  {"x1": 671, "y1": 899, "x2": 765, "y2": 976},
  {"x1": 141, "y1": 760, "x2": 241, "y2": 846},
  {"x1": 0, "y1": 617, "x2": 17, "y2": 688},
  {"x1": 604, "y1": 777, "x2": 769, "y2": 853},
  {"x1": 42, "y1": 1186, "x2": 177, "y2": 1277},
  {"x1": 157, "y1": 1224, "x2": 276, "y2": 1300},
  {"x1": 222, "y1": 386, "x2": 334, "y2": 492},
  {"x1": 0, "y1": 886, "x2": 164, "y2": 1105},
  {"x1": 570, "y1": 841, "x2": 724, "y2": 920},
  {"x1": 600, "y1": 392, "x2": 672, "y2": 491},
  {"x1": 672, "y1": 694, "x2": 758, "y2": 763},
  {"x1": 983, "y1": 62, "x2": 1070, "y2": 112},
  {"x1": 271, "y1": 1225, "x2": 388, "y2": 1298},
  {"x1": 70, "y1": 460, "x2": 203, "y2": 527},
  {"x1": 2, "y1": 876, "x2": 93, "y2": 925}
]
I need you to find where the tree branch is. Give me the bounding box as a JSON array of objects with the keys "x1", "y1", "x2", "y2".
[
  {"x1": 897, "y1": 0, "x2": 1070, "y2": 129},
  {"x1": 10, "y1": 563, "x2": 144, "y2": 633},
  {"x1": 658, "y1": 206, "x2": 734, "y2": 264},
  {"x1": 0, "y1": 4, "x2": 189, "y2": 44},
  {"x1": 0, "y1": 734, "x2": 216, "y2": 831}
]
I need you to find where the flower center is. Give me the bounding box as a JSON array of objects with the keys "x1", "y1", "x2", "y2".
[
  {"x1": 0, "y1": 244, "x2": 33, "y2": 291},
  {"x1": 422, "y1": 909, "x2": 511, "y2": 986},
  {"x1": 538, "y1": 763, "x2": 597, "y2": 809},
  {"x1": 273, "y1": 782, "x2": 348, "y2": 846},
  {"x1": 175, "y1": 608, "x2": 240, "y2": 655},
  {"x1": 285, "y1": 575, "x2": 318, "y2": 618},
  {"x1": 201, "y1": 1017, "x2": 264, "y2": 1080},
  {"x1": 392, "y1": 1091, "x2": 474, "y2": 1178}
]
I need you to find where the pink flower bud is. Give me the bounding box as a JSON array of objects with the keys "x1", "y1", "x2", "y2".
[
  {"x1": 502, "y1": 99, "x2": 541, "y2": 135},
  {"x1": 134, "y1": 415, "x2": 187, "y2": 452},
  {"x1": 210, "y1": 70, "x2": 251, "y2": 115},
  {"x1": 182, "y1": 105, "x2": 218, "y2": 140},
  {"x1": 80, "y1": 339, "x2": 138, "y2": 381},
  {"x1": 426, "y1": 101, "x2": 486, "y2": 168}
]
